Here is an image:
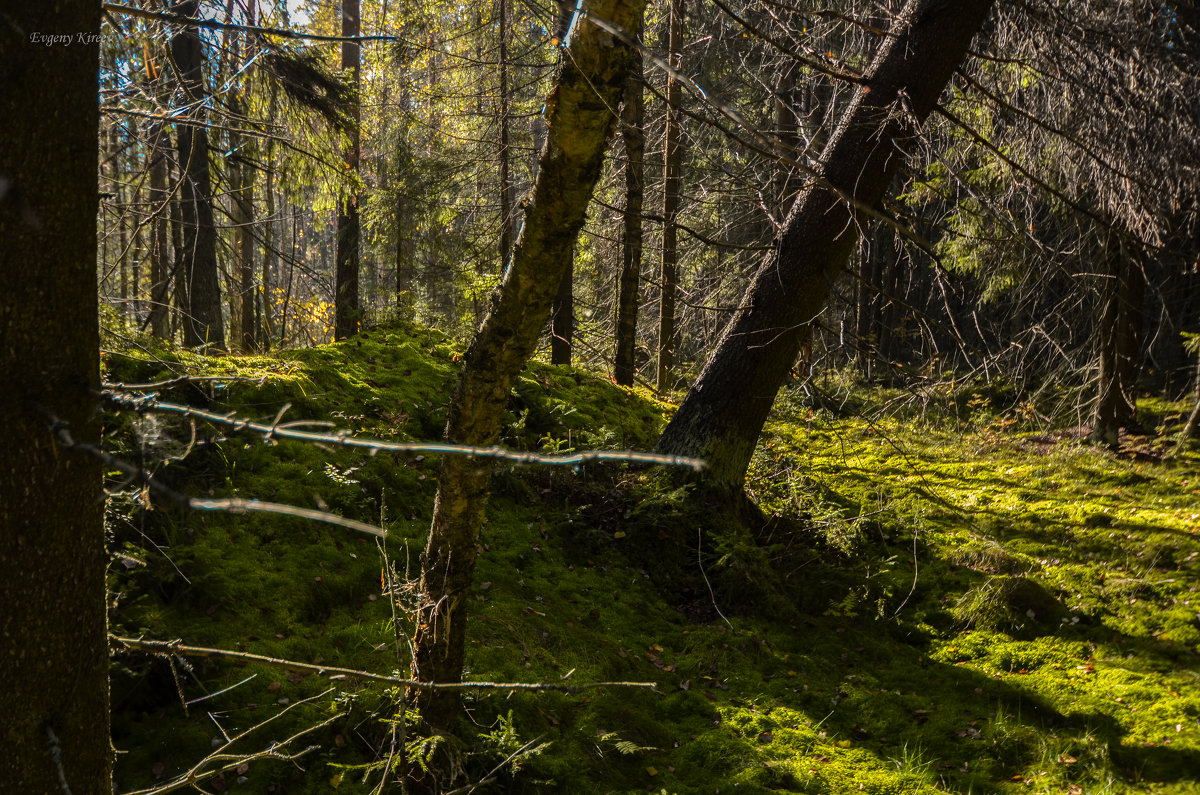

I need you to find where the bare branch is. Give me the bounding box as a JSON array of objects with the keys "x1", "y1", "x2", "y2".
[{"x1": 112, "y1": 636, "x2": 658, "y2": 693}]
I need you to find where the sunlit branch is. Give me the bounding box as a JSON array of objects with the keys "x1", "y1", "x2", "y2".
[{"x1": 101, "y1": 390, "x2": 707, "y2": 470}]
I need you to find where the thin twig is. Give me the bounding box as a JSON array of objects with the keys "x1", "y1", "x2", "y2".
[{"x1": 121, "y1": 692, "x2": 339, "y2": 795}]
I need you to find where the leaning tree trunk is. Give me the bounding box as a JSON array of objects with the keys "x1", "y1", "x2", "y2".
[
  {"x1": 411, "y1": 0, "x2": 647, "y2": 733},
  {"x1": 171, "y1": 0, "x2": 225, "y2": 350},
  {"x1": 0, "y1": 2, "x2": 110, "y2": 791},
  {"x1": 657, "y1": 0, "x2": 995, "y2": 488},
  {"x1": 614, "y1": 45, "x2": 646, "y2": 386},
  {"x1": 335, "y1": 0, "x2": 362, "y2": 341}
]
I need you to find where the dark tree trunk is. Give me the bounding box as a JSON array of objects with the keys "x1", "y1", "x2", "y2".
[
  {"x1": 656, "y1": 0, "x2": 683, "y2": 394},
  {"x1": 1092, "y1": 231, "x2": 1143, "y2": 444},
  {"x1": 335, "y1": 0, "x2": 361, "y2": 340},
  {"x1": 551, "y1": 262, "x2": 574, "y2": 364},
  {"x1": 172, "y1": 0, "x2": 225, "y2": 350},
  {"x1": 411, "y1": 0, "x2": 646, "y2": 736},
  {"x1": 0, "y1": 3, "x2": 111, "y2": 791},
  {"x1": 657, "y1": 0, "x2": 995, "y2": 488},
  {"x1": 614, "y1": 46, "x2": 645, "y2": 386},
  {"x1": 231, "y1": 8, "x2": 257, "y2": 352}
]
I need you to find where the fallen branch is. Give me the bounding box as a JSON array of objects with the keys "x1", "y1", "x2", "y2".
[
  {"x1": 103, "y1": 390, "x2": 706, "y2": 470},
  {"x1": 112, "y1": 636, "x2": 658, "y2": 693}
]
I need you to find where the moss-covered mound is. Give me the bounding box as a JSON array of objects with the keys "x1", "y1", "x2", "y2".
[{"x1": 104, "y1": 324, "x2": 1200, "y2": 794}]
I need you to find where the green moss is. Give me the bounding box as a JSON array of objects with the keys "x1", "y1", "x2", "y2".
[{"x1": 104, "y1": 327, "x2": 1200, "y2": 793}]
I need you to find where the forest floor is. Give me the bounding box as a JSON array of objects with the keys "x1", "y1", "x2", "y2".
[{"x1": 104, "y1": 322, "x2": 1200, "y2": 794}]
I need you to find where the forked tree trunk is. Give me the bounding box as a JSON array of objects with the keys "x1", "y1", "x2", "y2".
[
  {"x1": 335, "y1": 0, "x2": 361, "y2": 340},
  {"x1": 614, "y1": 45, "x2": 645, "y2": 386},
  {"x1": 657, "y1": 0, "x2": 995, "y2": 488},
  {"x1": 411, "y1": 0, "x2": 647, "y2": 734},
  {"x1": 0, "y1": 3, "x2": 110, "y2": 790},
  {"x1": 171, "y1": 0, "x2": 225, "y2": 350}
]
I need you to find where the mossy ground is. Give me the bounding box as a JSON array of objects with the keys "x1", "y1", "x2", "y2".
[{"x1": 104, "y1": 324, "x2": 1200, "y2": 793}]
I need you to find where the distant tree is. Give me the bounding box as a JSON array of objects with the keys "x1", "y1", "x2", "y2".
[
  {"x1": 171, "y1": 0, "x2": 226, "y2": 350},
  {"x1": 0, "y1": 2, "x2": 110, "y2": 791},
  {"x1": 656, "y1": 0, "x2": 684, "y2": 393},
  {"x1": 614, "y1": 44, "x2": 646, "y2": 386}
]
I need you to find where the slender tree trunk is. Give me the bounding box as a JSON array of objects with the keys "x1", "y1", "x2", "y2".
[
  {"x1": 148, "y1": 122, "x2": 171, "y2": 338},
  {"x1": 615, "y1": 46, "x2": 645, "y2": 386},
  {"x1": 656, "y1": 0, "x2": 995, "y2": 488},
  {"x1": 335, "y1": 0, "x2": 362, "y2": 340},
  {"x1": 656, "y1": 0, "x2": 683, "y2": 394},
  {"x1": 1092, "y1": 229, "x2": 1142, "y2": 444},
  {"x1": 497, "y1": 0, "x2": 515, "y2": 272},
  {"x1": 169, "y1": 155, "x2": 187, "y2": 342},
  {"x1": 231, "y1": 7, "x2": 257, "y2": 351},
  {"x1": 0, "y1": 3, "x2": 110, "y2": 791},
  {"x1": 411, "y1": 0, "x2": 646, "y2": 736},
  {"x1": 171, "y1": 0, "x2": 225, "y2": 350},
  {"x1": 551, "y1": 263, "x2": 574, "y2": 364}
]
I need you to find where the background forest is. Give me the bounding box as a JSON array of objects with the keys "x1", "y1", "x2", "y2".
[{"x1": 4, "y1": 0, "x2": 1200, "y2": 793}]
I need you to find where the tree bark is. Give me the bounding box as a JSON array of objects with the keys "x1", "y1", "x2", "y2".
[
  {"x1": 551, "y1": 262, "x2": 574, "y2": 364},
  {"x1": 335, "y1": 0, "x2": 361, "y2": 340},
  {"x1": 615, "y1": 46, "x2": 645, "y2": 386},
  {"x1": 656, "y1": 0, "x2": 995, "y2": 488},
  {"x1": 411, "y1": 0, "x2": 646, "y2": 734},
  {"x1": 171, "y1": 0, "x2": 225, "y2": 350},
  {"x1": 656, "y1": 0, "x2": 683, "y2": 394},
  {"x1": 0, "y1": 3, "x2": 111, "y2": 791},
  {"x1": 1092, "y1": 230, "x2": 1143, "y2": 444}
]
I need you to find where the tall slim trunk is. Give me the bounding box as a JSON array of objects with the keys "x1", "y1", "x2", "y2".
[
  {"x1": 497, "y1": 0, "x2": 514, "y2": 272},
  {"x1": 171, "y1": 0, "x2": 225, "y2": 350},
  {"x1": 551, "y1": 263, "x2": 574, "y2": 364},
  {"x1": 411, "y1": 0, "x2": 646, "y2": 736},
  {"x1": 230, "y1": 7, "x2": 257, "y2": 352},
  {"x1": 335, "y1": 0, "x2": 362, "y2": 340},
  {"x1": 1092, "y1": 230, "x2": 1142, "y2": 444},
  {"x1": 656, "y1": 0, "x2": 683, "y2": 394},
  {"x1": 656, "y1": 0, "x2": 995, "y2": 488},
  {"x1": 148, "y1": 122, "x2": 171, "y2": 338},
  {"x1": 0, "y1": 3, "x2": 110, "y2": 790},
  {"x1": 169, "y1": 155, "x2": 187, "y2": 341},
  {"x1": 614, "y1": 46, "x2": 645, "y2": 386}
]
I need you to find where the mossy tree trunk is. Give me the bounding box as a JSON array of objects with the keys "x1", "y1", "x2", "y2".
[
  {"x1": 0, "y1": 2, "x2": 111, "y2": 791},
  {"x1": 656, "y1": 0, "x2": 995, "y2": 489},
  {"x1": 614, "y1": 45, "x2": 645, "y2": 386},
  {"x1": 411, "y1": 0, "x2": 647, "y2": 732}
]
